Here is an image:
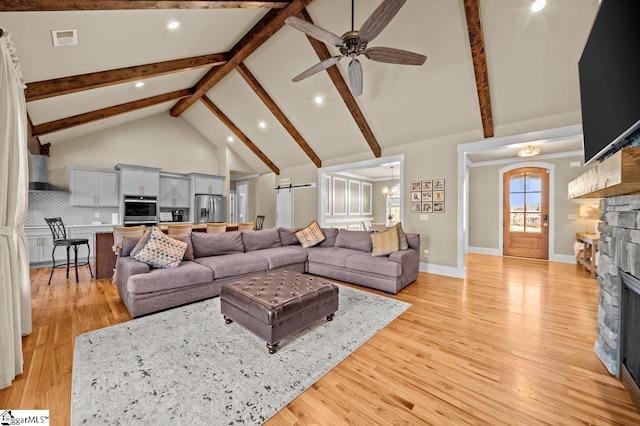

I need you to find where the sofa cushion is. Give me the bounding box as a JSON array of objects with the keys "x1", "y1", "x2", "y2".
[
  {"x1": 131, "y1": 227, "x2": 187, "y2": 269},
  {"x1": 295, "y1": 220, "x2": 325, "y2": 248},
  {"x1": 334, "y1": 229, "x2": 373, "y2": 252},
  {"x1": 306, "y1": 247, "x2": 361, "y2": 268},
  {"x1": 318, "y1": 228, "x2": 339, "y2": 247},
  {"x1": 390, "y1": 223, "x2": 409, "y2": 250},
  {"x1": 345, "y1": 253, "x2": 402, "y2": 278},
  {"x1": 121, "y1": 236, "x2": 141, "y2": 257},
  {"x1": 278, "y1": 227, "x2": 301, "y2": 246},
  {"x1": 126, "y1": 261, "x2": 213, "y2": 294},
  {"x1": 172, "y1": 234, "x2": 194, "y2": 261},
  {"x1": 191, "y1": 231, "x2": 244, "y2": 258},
  {"x1": 195, "y1": 253, "x2": 268, "y2": 279},
  {"x1": 371, "y1": 227, "x2": 400, "y2": 257},
  {"x1": 249, "y1": 247, "x2": 308, "y2": 269},
  {"x1": 242, "y1": 228, "x2": 281, "y2": 251}
]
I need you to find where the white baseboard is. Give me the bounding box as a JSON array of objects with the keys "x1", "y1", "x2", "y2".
[
  {"x1": 419, "y1": 262, "x2": 466, "y2": 279},
  {"x1": 468, "y1": 246, "x2": 500, "y2": 256},
  {"x1": 549, "y1": 254, "x2": 578, "y2": 264}
]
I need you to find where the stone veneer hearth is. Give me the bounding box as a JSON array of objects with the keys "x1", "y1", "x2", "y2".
[{"x1": 595, "y1": 194, "x2": 640, "y2": 375}]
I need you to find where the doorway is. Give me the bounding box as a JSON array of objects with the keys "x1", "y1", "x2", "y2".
[
  {"x1": 502, "y1": 167, "x2": 549, "y2": 259},
  {"x1": 236, "y1": 181, "x2": 249, "y2": 224}
]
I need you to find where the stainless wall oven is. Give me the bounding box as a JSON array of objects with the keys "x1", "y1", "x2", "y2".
[{"x1": 123, "y1": 196, "x2": 158, "y2": 226}]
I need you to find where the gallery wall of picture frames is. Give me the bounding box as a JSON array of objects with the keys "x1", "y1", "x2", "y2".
[{"x1": 410, "y1": 179, "x2": 444, "y2": 213}]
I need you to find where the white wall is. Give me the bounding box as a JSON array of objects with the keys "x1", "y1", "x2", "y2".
[{"x1": 47, "y1": 112, "x2": 219, "y2": 189}]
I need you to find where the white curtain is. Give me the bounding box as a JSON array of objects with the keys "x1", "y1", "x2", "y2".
[{"x1": 0, "y1": 30, "x2": 32, "y2": 390}]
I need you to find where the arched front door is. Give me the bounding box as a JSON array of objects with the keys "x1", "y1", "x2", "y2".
[{"x1": 503, "y1": 167, "x2": 549, "y2": 259}]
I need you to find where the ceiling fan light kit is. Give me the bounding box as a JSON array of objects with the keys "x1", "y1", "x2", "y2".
[{"x1": 285, "y1": 0, "x2": 427, "y2": 96}]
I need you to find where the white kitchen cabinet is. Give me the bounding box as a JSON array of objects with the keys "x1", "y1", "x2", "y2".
[
  {"x1": 26, "y1": 229, "x2": 66, "y2": 265},
  {"x1": 160, "y1": 177, "x2": 190, "y2": 208},
  {"x1": 193, "y1": 175, "x2": 224, "y2": 195},
  {"x1": 69, "y1": 168, "x2": 119, "y2": 207},
  {"x1": 116, "y1": 164, "x2": 160, "y2": 196}
]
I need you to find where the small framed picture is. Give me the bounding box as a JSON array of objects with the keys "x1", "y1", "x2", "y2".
[
  {"x1": 422, "y1": 191, "x2": 433, "y2": 202},
  {"x1": 411, "y1": 181, "x2": 421, "y2": 191},
  {"x1": 422, "y1": 180, "x2": 432, "y2": 191},
  {"x1": 433, "y1": 202, "x2": 445, "y2": 212},
  {"x1": 411, "y1": 203, "x2": 421, "y2": 213},
  {"x1": 422, "y1": 202, "x2": 432, "y2": 213},
  {"x1": 433, "y1": 179, "x2": 445, "y2": 190},
  {"x1": 433, "y1": 190, "x2": 445, "y2": 202},
  {"x1": 411, "y1": 192, "x2": 421, "y2": 202}
]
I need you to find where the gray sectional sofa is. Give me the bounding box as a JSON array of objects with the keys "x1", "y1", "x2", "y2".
[{"x1": 115, "y1": 227, "x2": 419, "y2": 317}]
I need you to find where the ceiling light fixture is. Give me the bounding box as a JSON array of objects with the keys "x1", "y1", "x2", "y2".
[
  {"x1": 530, "y1": 0, "x2": 547, "y2": 13},
  {"x1": 314, "y1": 95, "x2": 324, "y2": 105},
  {"x1": 258, "y1": 121, "x2": 267, "y2": 129},
  {"x1": 517, "y1": 145, "x2": 540, "y2": 157},
  {"x1": 227, "y1": 136, "x2": 234, "y2": 142},
  {"x1": 135, "y1": 81, "x2": 145, "y2": 88},
  {"x1": 167, "y1": 21, "x2": 180, "y2": 30}
]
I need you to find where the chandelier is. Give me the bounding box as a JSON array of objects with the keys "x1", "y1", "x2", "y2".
[{"x1": 382, "y1": 166, "x2": 399, "y2": 197}]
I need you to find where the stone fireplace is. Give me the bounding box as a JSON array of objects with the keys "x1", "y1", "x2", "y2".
[{"x1": 595, "y1": 194, "x2": 640, "y2": 401}]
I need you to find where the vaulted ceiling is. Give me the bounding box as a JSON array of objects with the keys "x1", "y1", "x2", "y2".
[{"x1": 2, "y1": 0, "x2": 599, "y2": 174}]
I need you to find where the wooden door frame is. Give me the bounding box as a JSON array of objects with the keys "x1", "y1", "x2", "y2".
[{"x1": 498, "y1": 161, "x2": 556, "y2": 257}]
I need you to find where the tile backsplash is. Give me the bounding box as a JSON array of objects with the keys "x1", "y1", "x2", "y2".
[{"x1": 27, "y1": 191, "x2": 119, "y2": 227}]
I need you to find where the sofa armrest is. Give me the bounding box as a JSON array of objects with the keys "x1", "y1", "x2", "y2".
[
  {"x1": 389, "y1": 249, "x2": 419, "y2": 266},
  {"x1": 116, "y1": 256, "x2": 150, "y2": 294}
]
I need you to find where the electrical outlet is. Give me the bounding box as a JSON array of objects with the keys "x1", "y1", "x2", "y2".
[
  {"x1": 94, "y1": 212, "x2": 100, "y2": 218},
  {"x1": 423, "y1": 249, "x2": 430, "y2": 257},
  {"x1": 420, "y1": 214, "x2": 429, "y2": 221}
]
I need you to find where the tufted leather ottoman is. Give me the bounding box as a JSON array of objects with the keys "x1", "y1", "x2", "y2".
[{"x1": 220, "y1": 270, "x2": 339, "y2": 354}]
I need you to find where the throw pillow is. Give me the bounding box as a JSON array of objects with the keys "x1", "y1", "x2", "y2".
[
  {"x1": 391, "y1": 223, "x2": 409, "y2": 250},
  {"x1": 371, "y1": 226, "x2": 400, "y2": 257},
  {"x1": 295, "y1": 220, "x2": 325, "y2": 248},
  {"x1": 131, "y1": 226, "x2": 187, "y2": 269},
  {"x1": 172, "y1": 234, "x2": 194, "y2": 261}
]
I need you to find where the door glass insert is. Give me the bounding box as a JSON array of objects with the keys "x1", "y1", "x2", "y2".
[{"x1": 509, "y1": 172, "x2": 543, "y2": 233}]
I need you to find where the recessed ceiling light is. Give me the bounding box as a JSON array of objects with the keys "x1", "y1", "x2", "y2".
[
  {"x1": 135, "y1": 81, "x2": 145, "y2": 88},
  {"x1": 530, "y1": 0, "x2": 547, "y2": 13},
  {"x1": 167, "y1": 21, "x2": 180, "y2": 30},
  {"x1": 258, "y1": 121, "x2": 267, "y2": 129},
  {"x1": 314, "y1": 95, "x2": 324, "y2": 105},
  {"x1": 227, "y1": 136, "x2": 234, "y2": 142}
]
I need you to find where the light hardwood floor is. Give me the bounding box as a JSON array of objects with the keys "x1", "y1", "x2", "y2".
[{"x1": 2, "y1": 254, "x2": 639, "y2": 425}]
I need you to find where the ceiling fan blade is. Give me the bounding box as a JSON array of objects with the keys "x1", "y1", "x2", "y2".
[
  {"x1": 364, "y1": 47, "x2": 427, "y2": 65},
  {"x1": 292, "y1": 56, "x2": 342, "y2": 82},
  {"x1": 359, "y1": 0, "x2": 407, "y2": 44},
  {"x1": 348, "y1": 58, "x2": 363, "y2": 97},
  {"x1": 285, "y1": 16, "x2": 346, "y2": 47}
]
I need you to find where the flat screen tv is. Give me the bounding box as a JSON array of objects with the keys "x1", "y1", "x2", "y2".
[{"x1": 579, "y1": 0, "x2": 640, "y2": 165}]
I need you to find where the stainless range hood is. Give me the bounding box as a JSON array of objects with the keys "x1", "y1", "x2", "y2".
[{"x1": 29, "y1": 154, "x2": 66, "y2": 192}]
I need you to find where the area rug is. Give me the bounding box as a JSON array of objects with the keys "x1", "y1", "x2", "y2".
[{"x1": 71, "y1": 285, "x2": 410, "y2": 425}]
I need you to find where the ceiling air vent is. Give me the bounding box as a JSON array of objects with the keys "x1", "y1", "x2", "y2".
[{"x1": 51, "y1": 29, "x2": 77, "y2": 47}]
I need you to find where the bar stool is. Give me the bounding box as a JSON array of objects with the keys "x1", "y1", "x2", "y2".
[
  {"x1": 112, "y1": 225, "x2": 146, "y2": 254},
  {"x1": 45, "y1": 217, "x2": 93, "y2": 285},
  {"x1": 237, "y1": 222, "x2": 255, "y2": 231},
  {"x1": 206, "y1": 223, "x2": 227, "y2": 234},
  {"x1": 167, "y1": 223, "x2": 192, "y2": 237}
]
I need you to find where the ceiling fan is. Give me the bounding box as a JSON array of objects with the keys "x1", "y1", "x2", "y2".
[{"x1": 285, "y1": 0, "x2": 427, "y2": 97}]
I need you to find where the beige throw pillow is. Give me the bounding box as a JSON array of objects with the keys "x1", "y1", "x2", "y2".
[
  {"x1": 295, "y1": 220, "x2": 326, "y2": 248},
  {"x1": 131, "y1": 226, "x2": 187, "y2": 269},
  {"x1": 371, "y1": 226, "x2": 400, "y2": 257}
]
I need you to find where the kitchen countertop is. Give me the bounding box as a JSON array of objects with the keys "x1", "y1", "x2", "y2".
[{"x1": 25, "y1": 223, "x2": 119, "y2": 230}]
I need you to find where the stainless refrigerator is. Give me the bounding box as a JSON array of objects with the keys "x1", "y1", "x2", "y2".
[{"x1": 195, "y1": 194, "x2": 227, "y2": 224}]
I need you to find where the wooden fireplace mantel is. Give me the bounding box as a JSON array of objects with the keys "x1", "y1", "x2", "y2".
[{"x1": 568, "y1": 147, "x2": 640, "y2": 199}]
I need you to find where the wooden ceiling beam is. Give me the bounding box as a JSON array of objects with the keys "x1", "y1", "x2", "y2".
[
  {"x1": 463, "y1": 0, "x2": 494, "y2": 138},
  {"x1": 1, "y1": 1, "x2": 291, "y2": 11},
  {"x1": 200, "y1": 95, "x2": 280, "y2": 175},
  {"x1": 298, "y1": 9, "x2": 381, "y2": 158},
  {"x1": 32, "y1": 89, "x2": 191, "y2": 136},
  {"x1": 170, "y1": 0, "x2": 314, "y2": 117},
  {"x1": 27, "y1": 114, "x2": 43, "y2": 155},
  {"x1": 26, "y1": 53, "x2": 228, "y2": 102},
  {"x1": 236, "y1": 62, "x2": 321, "y2": 168}
]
